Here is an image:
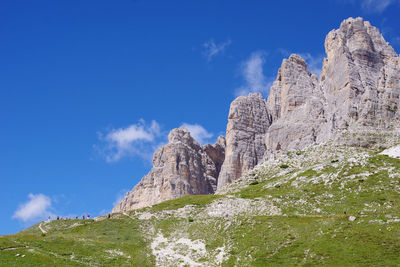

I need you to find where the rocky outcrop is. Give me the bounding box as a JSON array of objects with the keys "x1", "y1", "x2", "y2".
[
  {"x1": 265, "y1": 17, "x2": 400, "y2": 154},
  {"x1": 217, "y1": 93, "x2": 271, "y2": 189},
  {"x1": 321, "y1": 17, "x2": 400, "y2": 134},
  {"x1": 113, "y1": 127, "x2": 225, "y2": 212},
  {"x1": 265, "y1": 54, "x2": 326, "y2": 155},
  {"x1": 113, "y1": 17, "x2": 400, "y2": 211}
]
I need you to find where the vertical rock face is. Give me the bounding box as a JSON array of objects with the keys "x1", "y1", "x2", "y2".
[
  {"x1": 265, "y1": 54, "x2": 326, "y2": 154},
  {"x1": 202, "y1": 136, "x2": 226, "y2": 176},
  {"x1": 217, "y1": 93, "x2": 271, "y2": 189},
  {"x1": 321, "y1": 17, "x2": 400, "y2": 132},
  {"x1": 112, "y1": 127, "x2": 224, "y2": 212},
  {"x1": 265, "y1": 17, "x2": 400, "y2": 154},
  {"x1": 266, "y1": 54, "x2": 321, "y2": 120}
]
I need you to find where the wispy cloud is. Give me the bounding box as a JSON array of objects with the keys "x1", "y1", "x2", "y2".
[
  {"x1": 235, "y1": 51, "x2": 273, "y2": 97},
  {"x1": 299, "y1": 53, "x2": 324, "y2": 76},
  {"x1": 96, "y1": 119, "x2": 163, "y2": 162},
  {"x1": 13, "y1": 193, "x2": 54, "y2": 222},
  {"x1": 379, "y1": 18, "x2": 400, "y2": 51},
  {"x1": 202, "y1": 39, "x2": 232, "y2": 61},
  {"x1": 360, "y1": 0, "x2": 398, "y2": 13},
  {"x1": 181, "y1": 123, "x2": 213, "y2": 145},
  {"x1": 343, "y1": 0, "x2": 399, "y2": 13}
]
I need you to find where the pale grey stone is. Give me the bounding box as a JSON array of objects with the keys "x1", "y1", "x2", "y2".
[
  {"x1": 217, "y1": 93, "x2": 271, "y2": 189},
  {"x1": 112, "y1": 127, "x2": 224, "y2": 212}
]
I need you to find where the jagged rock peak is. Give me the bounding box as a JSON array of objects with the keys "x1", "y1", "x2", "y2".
[
  {"x1": 321, "y1": 17, "x2": 400, "y2": 131},
  {"x1": 325, "y1": 17, "x2": 397, "y2": 62},
  {"x1": 267, "y1": 53, "x2": 320, "y2": 121},
  {"x1": 112, "y1": 127, "x2": 224, "y2": 212},
  {"x1": 287, "y1": 54, "x2": 308, "y2": 70},
  {"x1": 265, "y1": 52, "x2": 325, "y2": 155},
  {"x1": 215, "y1": 135, "x2": 226, "y2": 149},
  {"x1": 168, "y1": 126, "x2": 200, "y2": 147}
]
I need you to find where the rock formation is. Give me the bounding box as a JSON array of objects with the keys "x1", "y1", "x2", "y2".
[
  {"x1": 114, "y1": 17, "x2": 400, "y2": 212},
  {"x1": 217, "y1": 93, "x2": 271, "y2": 190},
  {"x1": 265, "y1": 17, "x2": 400, "y2": 155},
  {"x1": 321, "y1": 17, "x2": 400, "y2": 132},
  {"x1": 112, "y1": 127, "x2": 225, "y2": 212},
  {"x1": 264, "y1": 54, "x2": 326, "y2": 155}
]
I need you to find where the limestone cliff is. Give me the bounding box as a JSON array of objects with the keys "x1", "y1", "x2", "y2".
[{"x1": 320, "y1": 17, "x2": 400, "y2": 133}]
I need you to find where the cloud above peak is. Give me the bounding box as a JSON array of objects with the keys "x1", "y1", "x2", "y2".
[
  {"x1": 96, "y1": 119, "x2": 163, "y2": 162},
  {"x1": 298, "y1": 53, "x2": 324, "y2": 76},
  {"x1": 202, "y1": 39, "x2": 232, "y2": 61},
  {"x1": 181, "y1": 123, "x2": 213, "y2": 145},
  {"x1": 13, "y1": 193, "x2": 54, "y2": 222},
  {"x1": 361, "y1": 0, "x2": 396, "y2": 13},
  {"x1": 235, "y1": 51, "x2": 273, "y2": 97},
  {"x1": 345, "y1": 0, "x2": 399, "y2": 13}
]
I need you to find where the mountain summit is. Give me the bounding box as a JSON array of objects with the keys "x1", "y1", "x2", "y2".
[{"x1": 114, "y1": 17, "x2": 400, "y2": 212}]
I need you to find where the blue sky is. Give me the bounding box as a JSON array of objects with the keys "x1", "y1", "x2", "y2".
[{"x1": 1, "y1": 0, "x2": 399, "y2": 235}]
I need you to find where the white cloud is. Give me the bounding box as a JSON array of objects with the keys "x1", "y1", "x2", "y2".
[
  {"x1": 359, "y1": 0, "x2": 398, "y2": 13},
  {"x1": 343, "y1": 0, "x2": 400, "y2": 13},
  {"x1": 235, "y1": 51, "x2": 273, "y2": 97},
  {"x1": 96, "y1": 119, "x2": 162, "y2": 162},
  {"x1": 181, "y1": 123, "x2": 213, "y2": 145},
  {"x1": 13, "y1": 193, "x2": 54, "y2": 222},
  {"x1": 202, "y1": 39, "x2": 232, "y2": 61},
  {"x1": 299, "y1": 53, "x2": 324, "y2": 76}
]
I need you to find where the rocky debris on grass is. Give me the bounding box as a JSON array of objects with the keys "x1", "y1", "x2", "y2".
[
  {"x1": 124, "y1": 197, "x2": 281, "y2": 222},
  {"x1": 151, "y1": 231, "x2": 227, "y2": 266},
  {"x1": 105, "y1": 249, "x2": 130, "y2": 258},
  {"x1": 199, "y1": 197, "x2": 282, "y2": 218}
]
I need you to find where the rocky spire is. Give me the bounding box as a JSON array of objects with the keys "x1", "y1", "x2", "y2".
[
  {"x1": 266, "y1": 54, "x2": 321, "y2": 121},
  {"x1": 217, "y1": 93, "x2": 271, "y2": 189},
  {"x1": 112, "y1": 127, "x2": 225, "y2": 212}
]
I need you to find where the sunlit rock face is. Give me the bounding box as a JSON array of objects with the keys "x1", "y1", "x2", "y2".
[
  {"x1": 320, "y1": 17, "x2": 400, "y2": 132},
  {"x1": 217, "y1": 93, "x2": 271, "y2": 190},
  {"x1": 264, "y1": 54, "x2": 326, "y2": 155}
]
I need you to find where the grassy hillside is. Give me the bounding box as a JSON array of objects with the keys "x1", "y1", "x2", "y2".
[{"x1": 1, "y1": 144, "x2": 400, "y2": 266}]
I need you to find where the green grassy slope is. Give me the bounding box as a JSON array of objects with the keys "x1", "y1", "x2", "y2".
[{"x1": 2, "y1": 145, "x2": 399, "y2": 266}]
